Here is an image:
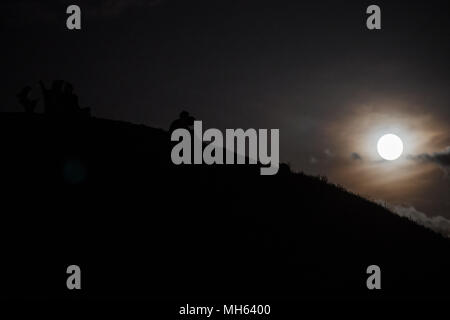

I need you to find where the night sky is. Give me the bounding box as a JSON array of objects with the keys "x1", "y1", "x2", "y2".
[{"x1": 1, "y1": 0, "x2": 449, "y2": 224}]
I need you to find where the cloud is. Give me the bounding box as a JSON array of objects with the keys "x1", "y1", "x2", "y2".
[
  {"x1": 409, "y1": 146, "x2": 450, "y2": 174},
  {"x1": 378, "y1": 201, "x2": 450, "y2": 238},
  {"x1": 351, "y1": 152, "x2": 362, "y2": 161},
  {"x1": 324, "y1": 149, "x2": 334, "y2": 157}
]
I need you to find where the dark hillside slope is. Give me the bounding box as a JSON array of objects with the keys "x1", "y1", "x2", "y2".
[{"x1": 0, "y1": 112, "x2": 449, "y2": 299}]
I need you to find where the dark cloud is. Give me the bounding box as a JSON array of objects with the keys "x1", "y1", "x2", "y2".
[
  {"x1": 409, "y1": 147, "x2": 450, "y2": 172},
  {"x1": 351, "y1": 152, "x2": 362, "y2": 161}
]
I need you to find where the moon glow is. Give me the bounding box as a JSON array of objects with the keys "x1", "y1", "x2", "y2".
[{"x1": 377, "y1": 134, "x2": 404, "y2": 161}]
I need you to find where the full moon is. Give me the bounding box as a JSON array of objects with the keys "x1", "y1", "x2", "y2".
[{"x1": 377, "y1": 134, "x2": 404, "y2": 161}]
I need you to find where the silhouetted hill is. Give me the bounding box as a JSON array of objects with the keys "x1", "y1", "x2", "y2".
[{"x1": 0, "y1": 112, "x2": 449, "y2": 299}]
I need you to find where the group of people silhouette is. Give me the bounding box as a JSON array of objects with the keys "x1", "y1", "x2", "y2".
[
  {"x1": 17, "y1": 80, "x2": 90, "y2": 117},
  {"x1": 18, "y1": 81, "x2": 197, "y2": 134}
]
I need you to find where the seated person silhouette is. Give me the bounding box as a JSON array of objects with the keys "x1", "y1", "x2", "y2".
[
  {"x1": 17, "y1": 86, "x2": 38, "y2": 114},
  {"x1": 169, "y1": 111, "x2": 196, "y2": 134}
]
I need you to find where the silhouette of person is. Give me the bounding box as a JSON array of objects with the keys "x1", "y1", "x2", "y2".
[
  {"x1": 62, "y1": 82, "x2": 90, "y2": 117},
  {"x1": 39, "y1": 81, "x2": 49, "y2": 113},
  {"x1": 169, "y1": 111, "x2": 196, "y2": 134},
  {"x1": 17, "y1": 86, "x2": 38, "y2": 114},
  {"x1": 63, "y1": 82, "x2": 80, "y2": 113},
  {"x1": 39, "y1": 80, "x2": 62, "y2": 114},
  {"x1": 52, "y1": 80, "x2": 65, "y2": 113}
]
